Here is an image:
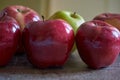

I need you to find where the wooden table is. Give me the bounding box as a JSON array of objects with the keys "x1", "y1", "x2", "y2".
[{"x1": 0, "y1": 51, "x2": 120, "y2": 80}]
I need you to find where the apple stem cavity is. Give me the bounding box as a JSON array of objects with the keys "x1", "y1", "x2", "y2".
[
  {"x1": 71, "y1": 12, "x2": 77, "y2": 18},
  {"x1": 17, "y1": 9, "x2": 21, "y2": 13},
  {"x1": 104, "y1": 13, "x2": 109, "y2": 17},
  {"x1": 73, "y1": 12, "x2": 76, "y2": 15},
  {"x1": 0, "y1": 12, "x2": 7, "y2": 21},
  {"x1": 17, "y1": 9, "x2": 29, "y2": 14}
]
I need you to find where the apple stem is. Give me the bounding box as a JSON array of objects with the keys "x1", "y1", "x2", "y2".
[
  {"x1": 104, "y1": 14, "x2": 108, "y2": 17},
  {"x1": 0, "y1": 12, "x2": 7, "y2": 20},
  {"x1": 42, "y1": 15, "x2": 45, "y2": 22},
  {"x1": 71, "y1": 12, "x2": 77, "y2": 18},
  {"x1": 17, "y1": 9, "x2": 21, "y2": 12},
  {"x1": 73, "y1": 12, "x2": 76, "y2": 15}
]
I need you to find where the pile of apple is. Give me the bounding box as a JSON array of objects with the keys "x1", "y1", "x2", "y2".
[{"x1": 0, "y1": 5, "x2": 120, "y2": 69}]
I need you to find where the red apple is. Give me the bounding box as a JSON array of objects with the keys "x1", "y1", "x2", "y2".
[
  {"x1": 93, "y1": 13, "x2": 120, "y2": 31},
  {"x1": 1, "y1": 5, "x2": 41, "y2": 31},
  {"x1": 75, "y1": 20, "x2": 120, "y2": 69},
  {"x1": 1, "y1": 5, "x2": 41, "y2": 53},
  {"x1": 22, "y1": 19, "x2": 74, "y2": 68},
  {"x1": 0, "y1": 12, "x2": 20, "y2": 66}
]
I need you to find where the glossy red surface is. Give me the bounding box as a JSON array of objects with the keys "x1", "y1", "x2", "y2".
[
  {"x1": 76, "y1": 20, "x2": 120, "y2": 69},
  {"x1": 93, "y1": 13, "x2": 120, "y2": 21},
  {"x1": 1, "y1": 5, "x2": 41, "y2": 54},
  {"x1": 23, "y1": 19, "x2": 74, "y2": 68},
  {"x1": 0, "y1": 14, "x2": 20, "y2": 66},
  {"x1": 2, "y1": 5, "x2": 41, "y2": 30},
  {"x1": 93, "y1": 13, "x2": 120, "y2": 31}
]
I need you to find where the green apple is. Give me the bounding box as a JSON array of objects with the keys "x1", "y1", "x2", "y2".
[
  {"x1": 49, "y1": 11, "x2": 85, "y2": 34},
  {"x1": 48, "y1": 10, "x2": 85, "y2": 52}
]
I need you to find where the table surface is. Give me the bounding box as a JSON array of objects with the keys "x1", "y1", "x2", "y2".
[{"x1": 0, "y1": 51, "x2": 120, "y2": 80}]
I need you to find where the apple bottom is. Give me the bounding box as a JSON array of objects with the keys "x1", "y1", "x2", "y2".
[
  {"x1": 28, "y1": 56, "x2": 67, "y2": 68},
  {"x1": 78, "y1": 46, "x2": 120, "y2": 69},
  {"x1": 0, "y1": 43, "x2": 17, "y2": 66},
  {"x1": 26, "y1": 43, "x2": 70, "y2": 68},
  {"x1": 76, "y1": 35, "x2": 120, "y2": 69}
]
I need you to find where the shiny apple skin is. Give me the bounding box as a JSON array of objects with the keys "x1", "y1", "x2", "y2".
[
  {"x1": 93, "y1": 13, "x2": 120, "y2": 21},
  {"x1": 49, "y1": 11, "x2": 85, "y2": 53},
  {"x1": 75, "y1": 20, "x2": 120, "y2": 69},
  {"x1": 23, "y1": 19, "x2": 74, "y2": 68},
  {"x1": 1, "y1": 5, "x2": 41, "y2": 54},
  {"x1": 93, "y1": 13, "x2": 120, "y2": 30},
  {"x1": 2, "y1": 5, "x2": 41, "y2": 31},
  {"x1": 0, "y1": 15, "x2": 20, "y2": 66}
]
